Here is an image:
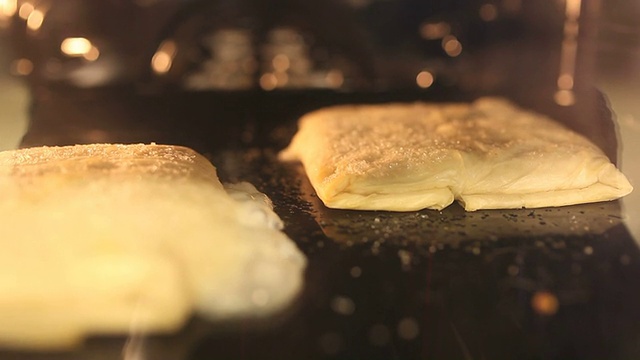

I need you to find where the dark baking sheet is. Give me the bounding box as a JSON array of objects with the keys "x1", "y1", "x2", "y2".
[
  {"x1": 2, "y1": 87, "x2": 640, "y2": 360},
  {"x1": 210, "y1": 148, "x2": 640, "y2": 360}
]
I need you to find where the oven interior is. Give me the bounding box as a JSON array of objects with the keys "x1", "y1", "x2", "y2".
[{"x1": 1, "y1": 1, "x2": 640, "y2": 359}]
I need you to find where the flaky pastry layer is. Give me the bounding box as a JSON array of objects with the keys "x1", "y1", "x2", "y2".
[{"x1": 280, "y1": 98, "x2": 633, "y2": 211}]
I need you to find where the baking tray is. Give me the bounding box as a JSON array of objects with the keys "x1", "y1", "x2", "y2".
[{"x1": 3, "y1": 86, "x2": 640, "y2": 360}]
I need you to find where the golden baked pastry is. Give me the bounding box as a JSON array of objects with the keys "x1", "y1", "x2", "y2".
[
  {"x1": 280, "y1": 98, "x2": 632, "y2": 211},
  {"x1": 0, "y1": 144, "x2": 306, "y2": 349}
]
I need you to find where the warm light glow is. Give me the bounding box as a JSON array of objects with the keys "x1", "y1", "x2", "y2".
[
  {"x1": 397, "y1": 318, "x2": 420, "y2": 340},
  {"x1": 0, "y1": 0, "x2": 18, "y2": 17},
  {"x1": 151, "y1": 52, "x2": 172, "y2": 74},
  {"x1": 554, "y1": 0, "x2": 581, "y2": 106},
  {"x1": 554, "y1": 89, "x2": 575, "y2": 106},
  {"x1": 557, "y1": 73, "x2": 574, "y2": 89},
  {"x1": 325, "y1": 69, "x2": 344, "y2": 88},
  {"x1": 10, "y1": 58, "x2": 33, "y2": 76},
  {"x1": 531, "y1": 291, "x2": 559, "y2": 316},
  {"x1": 479, "y1": 4, "x2": 498, "y2": 21},
  {"x1": 416, "y1": 70, "x2": 434, "y2": 88},
  {"x1": 274, "y1": 71, "x2": 289, "y2": 87},
  {"x1": 26, "y1": 8, "x2": 43, "y2": 30},
  {"x1": 61, "y1": 37, "x2": 93, "y2": 56},
  {"x1": 259, "y1": 73, "x2": 277, "y2": 91},
  {"x1": 83, "y1": 46, "x2": 100, "y2": 61},
  {"x1": 566, "y1": 0, "x2": 581, "y2": 19},
  {"x1": 419, "y1": 22, "x2": 450, "y2": 40},
  {"x1": 151, "y1": 40, "x2": 177, "y2": 74},
  {"x1": 272, "y1": 54, "x2": 290, "y2": 72},
  {"x1": 442, "y1": 36, "x2": 462, "y2": 57},
  {"x1": 17, "y1": 1, "x2": 33, "y2": 19}
]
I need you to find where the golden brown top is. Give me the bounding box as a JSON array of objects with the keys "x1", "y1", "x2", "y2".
[{"x1": 0, "y1": 143, "x2": 221, "y2": 186}]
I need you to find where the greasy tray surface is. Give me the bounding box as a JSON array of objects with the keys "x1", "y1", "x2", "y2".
[
  {"x1": 222, "y1": 150, "x2": 640, "y2": 360},
  {"x1": 3, "y1": 88, "x2": 640, "y2": 360}
]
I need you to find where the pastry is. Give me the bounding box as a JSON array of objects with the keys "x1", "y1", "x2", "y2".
[{"x1": 279, "y1": 98, "x2": 632, "y2": 211}]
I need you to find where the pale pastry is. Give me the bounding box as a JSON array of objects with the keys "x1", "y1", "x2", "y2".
[
  {"x1": 0, "y1": 144, "x2": 306, "y2": 349},
  {"x1": 279, "y1": 97, "x2": 633, "y2": 211}
]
